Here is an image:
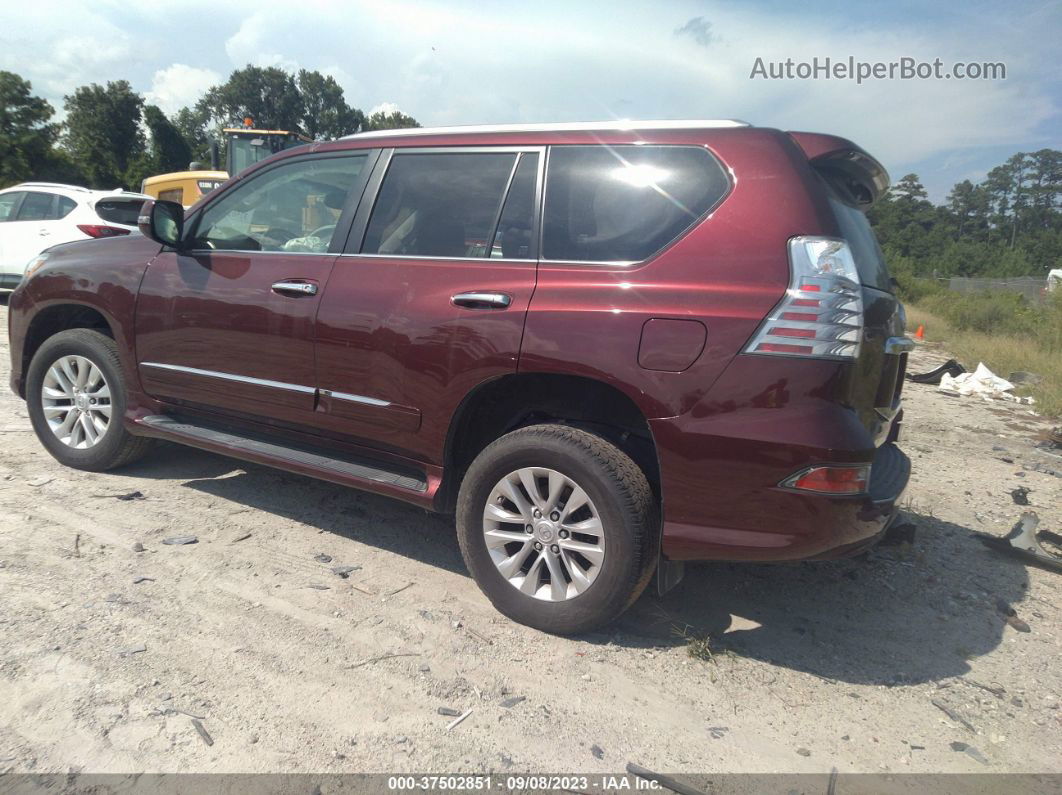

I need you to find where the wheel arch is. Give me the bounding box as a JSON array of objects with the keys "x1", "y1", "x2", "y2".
[
  {"x1": 19, "y1": 302, "x2": 116, "y2": 398},
  {"x1": 438, "y1": 372, "x2": 661, "y2": 514}
]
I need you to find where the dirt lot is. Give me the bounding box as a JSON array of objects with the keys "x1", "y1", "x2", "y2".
[{"x1": 0, "y1": 303, "x2": 1059, "y2": 777}]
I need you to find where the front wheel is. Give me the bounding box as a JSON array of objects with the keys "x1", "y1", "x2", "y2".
[
  {"x1": 456, "y1": 424, "x2": 657, "y2": 635},
  {"x1": 26, "y1": 329, "x2": 154, "y2": 471}
]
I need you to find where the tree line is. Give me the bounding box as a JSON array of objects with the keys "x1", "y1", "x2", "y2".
[
  {"x1": 0, "y1": 66, "x2": 419, "y2": 191},
  {"x1": 868, "y1": 150, "x2": 1062, "y2": 281}
]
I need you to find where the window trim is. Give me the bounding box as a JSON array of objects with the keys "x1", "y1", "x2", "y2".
[
  {"x1": 538, "y1": 143, "x2": 734, "y2": 269},
  {"x1": 341, "y1": 145, "x2": 547, "y2": 263},
  {"x1": 180, "y1": 149, "x2": 380, "y2": 256}
]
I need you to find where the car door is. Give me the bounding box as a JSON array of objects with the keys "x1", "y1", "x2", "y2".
[
  {"x1": 135, "y1": 150, "x2": 376, "y2": 424},
  {"x1": 313, "y1": 147, "x2": 541, "y2": 462},
  {"x1": 0, "y1": 191, "x2": 26, "y2": 277},
  {"x1": 6, "y1": 191, "x2": 62, "y2": 270}
]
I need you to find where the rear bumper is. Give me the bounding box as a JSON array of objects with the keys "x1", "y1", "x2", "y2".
[{"x1": 659, "y1": 441, "x2": 909, "y2": 561}]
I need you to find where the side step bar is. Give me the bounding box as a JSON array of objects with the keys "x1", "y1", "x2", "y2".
[{"x1": 135, "y1": 415, "x2": 427, "y2": 492}]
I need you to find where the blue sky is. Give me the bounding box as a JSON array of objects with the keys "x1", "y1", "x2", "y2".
[{"x1": 2, "y1": 0, "x2": 1058, "y2": 200}]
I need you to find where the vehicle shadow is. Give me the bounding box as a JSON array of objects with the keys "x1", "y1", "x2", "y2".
[
  {"x1": 126, "y1": 442, "x2": 465, "y2": 574},
  {"x1": 613, "y1": 511, "x2": 1028, "y2": 685},
  {"x1": 124, "y1": 448, "x2": 1024, "y2": 685}
]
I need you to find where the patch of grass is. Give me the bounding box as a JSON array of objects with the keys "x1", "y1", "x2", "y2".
[
  {"x1": 906, "y1": 302, "x2": 1062, "y2": 418},
  {"x1": 670, "y1": 623, "x2": 717, "y2": 662}
]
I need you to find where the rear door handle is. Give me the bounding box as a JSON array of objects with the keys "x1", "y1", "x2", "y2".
[
  {"x1": 451, "y1": 291, "x2": 512, "y2": 310},
  {"x1": 271, "y1": 280, "x2": 318, "y2": 297}
]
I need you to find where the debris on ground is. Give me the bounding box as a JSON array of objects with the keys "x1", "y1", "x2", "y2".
[
  {"x1": 162, "y1": 536, "x2": 198, "y2": 546},
  {"x1": 907, "y1": 358, "x2": 966, "y2": 385},
  {"x1": 591, "y1": 744, "x2": 605, "y2": 759},
  {"x1": 931, "y1": 699, "x2": 976, "y2": 733},
  {"x1": 305, "y1": 584, "x2": 330, "y2": 590},
  {"x1": 27, "y1": 476, "x2": 53, "y2": 487},
  {"x1": 118, "y1": 644, "x2": 146, "y2": 657},
  {"x1": 938, "y1": 362, "x2": 1035, "y2": 404},
  {"x1": 1006, "y1": 614, "x2": 1031, "y2": 633},
  {"x1": 437, "y1": 707, "x2": 461, "y2": 717},
  {"x1": 131, "y1": 542, "x2": 145, "y2": 553},
  {"x1": 1011, "y1": 487, "x2": 1031, "y2": 505},
  {"x1": 880, "y1": 522, "x2": 917, "y2": 546},
  {"x1": 313, "y1": 553, "x2": 333, "y2": 563},
  {"x1": 132, "y1": 576, "x2": 154, "y2": 584},
  {"x1": 191, "y1": 718, "x2": 214, "y2": 746},
  {"x1": 976, "y1": 512, "x2": 1062, "y2": 574},
  {"x1": 950, "y1": 741, "x2": 988, "y2": 765},
  {"x1": 796, "y1": 747, "x2": 811, "y2": 757},
  {"x1": 331, "y1": 565, "x2": 360, "y2": 578},
  {"x1": 91, "y1": 491, "x2": 145, "y2": 501},
  {"x1": 500, "y1": 696, "x2": 526, "y2": 709},
  {"x1": 229, "y1": 532, "x2": 252, "y2": 544},
  {"x1": 445, "y1": 709, "x2": 473, "y2": 732}
]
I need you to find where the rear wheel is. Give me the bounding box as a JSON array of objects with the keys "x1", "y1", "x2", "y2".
[
  {"x1": 26, "y1": 329, "x2": 154, "y2": 471},
  {"x1": 456, "y1": 424, "x2": 657, "y2": 635}
]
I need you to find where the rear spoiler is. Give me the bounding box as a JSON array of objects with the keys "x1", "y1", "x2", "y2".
[{"x1": 788, "y1": 131, "x2": 891, "y2": 208}]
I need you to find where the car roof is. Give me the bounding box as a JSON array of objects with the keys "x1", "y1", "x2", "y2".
[
  {"x1": 342, "y1": 119, "x2": 751, "y2": 140},
  {"x1": 1, "y1": 182, "x2": 150, "y2": 201}
]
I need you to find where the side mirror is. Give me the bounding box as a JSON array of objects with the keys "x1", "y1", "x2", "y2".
[{"x1": 138, "y1": 199, "x2": 185, "y2": 249}]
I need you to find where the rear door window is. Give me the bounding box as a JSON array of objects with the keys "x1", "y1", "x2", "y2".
[
  {"x1": 543, "y1": 145, "x2": 730, "y2": 263},
  {"x1": 0, "y1": 192, "x2": 24, "y2": 222},
  {"x1": 361, "y1": 151, "x2": 518, "y2": 258},
  {"x1": 16, "y1": 192, "x2": 57, "y2": 221},
  {"x1": 490, "y1": 152, "x2": 538, "y2": 259},
  {"x1": 95, "y1": 197, "x2": 147, "y2": 226}
]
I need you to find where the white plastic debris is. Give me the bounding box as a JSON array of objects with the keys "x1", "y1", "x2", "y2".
[{"x1": 938, "y1": 362, "x2": 1035, "y2": 404}]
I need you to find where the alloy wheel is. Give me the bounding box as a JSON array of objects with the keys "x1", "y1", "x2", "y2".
[
  {"x1": 482, "y1": 467, "x2": 605, "y2": 601},
  {"x1": 40, "y1": 354, "x2": 112, "y2": 449}
]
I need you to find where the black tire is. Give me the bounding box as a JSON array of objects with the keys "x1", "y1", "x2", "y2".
[
  {"x1": 456, "y1": 424, "x2": 658, "y2": 635},
  {"x1": 26, "y1": 328, "x2": 154, "y2": 471}
]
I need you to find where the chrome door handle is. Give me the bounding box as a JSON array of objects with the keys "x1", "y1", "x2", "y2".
[
  {"x1": 451, "y1": 292, "x2": 512, "y2": 310},
  {"x1": 271, "y1": 280, "x2": 318, "y2": 297}
]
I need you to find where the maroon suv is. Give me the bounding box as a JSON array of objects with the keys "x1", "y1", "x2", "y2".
[{"x1": 8, "y1": 120, "x2": 911, "y2": 634}]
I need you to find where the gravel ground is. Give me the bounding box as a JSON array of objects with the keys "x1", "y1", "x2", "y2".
[{"x1": 0, "y1": 303, "x2": 1059, "y2": 777}]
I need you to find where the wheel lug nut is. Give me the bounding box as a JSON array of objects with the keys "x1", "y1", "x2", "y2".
[
  {"x1": 533, "y1": 542, "x2": 542, "y2": 551},
  {"x1": 559, "y1": 530, "x2": 569, "y2": 539},
  {"x1": 532, "y1": 509, "x2": 541, "y2": 518},
  {"x1": 525, "y1": 525, "x2": 533, "y2": 534},
  {"x1": 550, "y1": 544, "x2": 559, "y2": 554},
  {"x1": 550, "y1": 511, "x2": 560, "y2": 521}
]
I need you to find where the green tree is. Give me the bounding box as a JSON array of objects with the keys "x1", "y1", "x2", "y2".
[
  {"x1": 362, "y1": 109, "x2": 420, "y2": 132},
  {"x1": 143, "y1": 104, "x2": 192, "y2": 173},
  {"x1": 296, "y1": 70, "x2": 363, "y2": 139},
  {"x1": 173, "y1": 105, "x2": 213, "y2": 165},
  {"x1": 198, "y1": 65, "x2": 304, "y2": 133},
  {"x1": 63, "y1": 80, "x2": 145, "y2": 189},
  {"x1": 0, "y1": 71, "x2": 59, "y2": 188}
]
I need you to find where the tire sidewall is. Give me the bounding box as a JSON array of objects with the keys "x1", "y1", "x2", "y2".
[
  {"x1": 457, "y1": 430, "x2": 648, "y2": 634},
  {"x1": 26, "y1": 331, "x2": 130, "y2": 470}
]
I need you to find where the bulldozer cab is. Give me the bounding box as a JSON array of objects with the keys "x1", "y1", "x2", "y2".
[{"x1": 225, "y1": 127, "x2": 310, "y2": 176}]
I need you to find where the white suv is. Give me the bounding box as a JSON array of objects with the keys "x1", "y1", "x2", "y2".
[{"x1": 0, "y1": 183, "x2": 151, "y2": 288}]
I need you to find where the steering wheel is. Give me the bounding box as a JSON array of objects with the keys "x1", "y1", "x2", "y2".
[{"x1": 310, "y1": 224, "x2": 336, "y2": 240}]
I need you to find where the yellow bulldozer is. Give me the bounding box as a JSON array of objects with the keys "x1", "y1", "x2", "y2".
[{"x1": 141, "y1": 118, "x2": 310, "y2": 208}]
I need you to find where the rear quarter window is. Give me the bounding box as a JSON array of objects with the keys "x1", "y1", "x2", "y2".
[
  {"x1": 543, "y1": 145, "x2": 730, "y2": 263},
  {"x1": 95, "y1": 197, "x2": 147, "y2": 226}
]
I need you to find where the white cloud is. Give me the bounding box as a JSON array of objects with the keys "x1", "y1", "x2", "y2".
[
  {"x1": 145, "y1": 64, "x2": 222, "y2": 115},
  {"x1": 367, "y1": 102, "x2": 403, "y2": 116}
]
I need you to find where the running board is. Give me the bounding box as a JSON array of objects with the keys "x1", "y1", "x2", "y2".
[{"x1": 135, "y1": 414, "x2": 427, "y2": 492}]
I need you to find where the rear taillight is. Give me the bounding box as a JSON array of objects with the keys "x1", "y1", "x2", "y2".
[
  {"x1": 745, "y1": 236, "x2": 863, "y2": 359},
  {"x1": 782, "y1": 464, "x2": 871, "y2": 495},
  {"x1": 77, "y1": 224, "x2": 131, "y2": 239}
]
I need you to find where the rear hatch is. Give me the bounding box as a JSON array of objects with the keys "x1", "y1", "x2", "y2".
[
  {"x1": 788, "y1": 131, "x2": 906, "y2": 446},
  {"x1": 828, "y1": 188, "x2": 906, "y2": 445},
  {"x1": 93, "y1": 195, "x2": 150, "y2": 231}
]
